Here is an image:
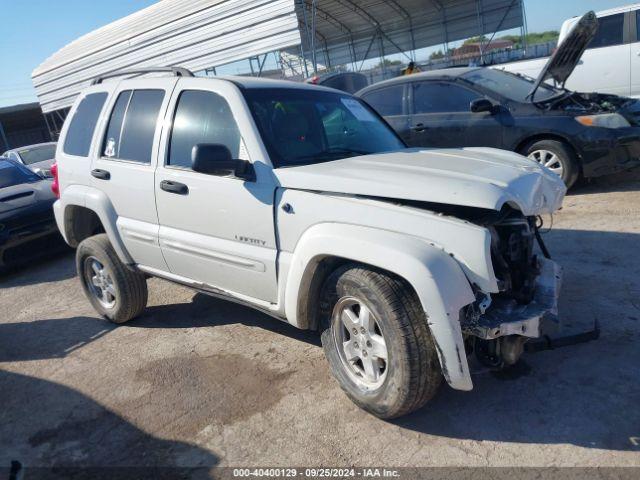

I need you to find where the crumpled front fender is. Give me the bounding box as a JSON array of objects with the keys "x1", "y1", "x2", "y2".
[{"x1": 285, "y1": 223, "x2": 475, "y2": 390}]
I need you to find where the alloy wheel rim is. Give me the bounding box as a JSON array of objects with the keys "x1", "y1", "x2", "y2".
[
  {"x1": 528, "y1": 149, "x2": 564, "y2": 177},
  {"x1": 84, "y1": 256, "x2": 116, "y2": 309},
  {"x1": 332, "y1": 296, "x2": 388, "y2": 389}
]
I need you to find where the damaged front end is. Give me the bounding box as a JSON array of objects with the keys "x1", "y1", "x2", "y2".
[{"x1": 460, "y1": 208, "x2": 563, "y2": 367}]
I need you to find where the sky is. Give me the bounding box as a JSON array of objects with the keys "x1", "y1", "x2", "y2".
[{"x1": 0, "y1": 0, "x2": 633, "y2": 108}]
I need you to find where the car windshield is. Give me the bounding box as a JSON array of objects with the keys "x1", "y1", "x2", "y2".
[
  {"x1": 16, "y1": 144, "x2": 56, "y2": 165},
  {"x1": 0, "y1": 159, "x2": 41, "y2": 188},
  {"x1": 243, "y1": 88, "x2": 405, "y2": 168},
  {"x1": 461, "y1": 68, "x2": 561, "y2": 103}
]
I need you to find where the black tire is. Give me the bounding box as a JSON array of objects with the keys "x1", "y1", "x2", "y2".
[
  {"x1": 319, "y1": 264, "x2": 442, "y2": 419},
  {"x1": 76, "y1": 234, "x2": 148, "y2": 324},
  {"x1": 522, "y1": 139, "x2": 579, "y2": 188}
]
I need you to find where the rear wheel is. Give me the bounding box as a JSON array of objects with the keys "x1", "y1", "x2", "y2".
[
  {"x1": 319, "y1": 264, "x2": 442, "y2": 419},
  {"x1": 76, "y1": 234, "x2": 148, "y2": 323},
  {"x1": 523, "y1": 139, "x2": 579, "y2": 188}
]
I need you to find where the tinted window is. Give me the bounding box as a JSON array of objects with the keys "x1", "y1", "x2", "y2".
[
  {"x1": 168, "y1": 90, "x2": 241, "y2": 169},
  {"x1": 0, "y1": 159, "x2": 40, "y2": 188},
  {"x1": 244, "y1": 88, "x2": 405, "y2": 168},
  {"x1": 63, "y1": 92, "x2": 108, "y2": 157},
  {"x1": 361, "y1": 85, "x2": 404, "y2": 116},
  {"x1": 588, "y1": 13, "x2": 624, "y2": 49},
  {"x1": 413, "y1": 82, "x2": 481, "y2": 114},
  {"x1": 16, "y1": 144, "x2": 56, "y2": 165},
  {"x1": 103, "y1": 90, "x2": 132, "y2": 158},
  {"x1": 104, "y1": 89, "x2": 164, "y2": 163}
]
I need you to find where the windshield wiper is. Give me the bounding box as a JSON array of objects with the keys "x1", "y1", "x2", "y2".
[{"x1": 296, "y1": 148, "x2": 369, "y2": 161}]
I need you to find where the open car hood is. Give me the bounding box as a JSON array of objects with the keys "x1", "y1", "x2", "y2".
[
  {"x1": 529, "y1": 11, "x2": 598, "y2": 99},
  {"x1": 273, "y1": 148, "x2": 566, "y2": 216}
]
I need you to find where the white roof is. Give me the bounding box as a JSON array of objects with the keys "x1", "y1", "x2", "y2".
[
  {"x1": 33, "y1": 0, "x2": 523, "y2": 113},
  {"x1": 32, "y1": 0, "x2": 301, "y2": 113}
]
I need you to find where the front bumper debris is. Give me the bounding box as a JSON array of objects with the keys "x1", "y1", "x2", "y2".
[{"x1": 466, "y1": 258, "x2": 562, "y2": 340}]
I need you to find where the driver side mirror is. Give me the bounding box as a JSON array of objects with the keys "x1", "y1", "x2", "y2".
[
  {"x1": 470, "y1": 98, "x2": 496, "y2": 114},
  {"x1": 191, "y1": 144, "x2": 255, "y2": 181}
]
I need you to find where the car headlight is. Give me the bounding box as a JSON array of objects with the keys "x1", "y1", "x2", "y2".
[{"x1": 575, "y1": 113, "x2": 630, "y2": 129}]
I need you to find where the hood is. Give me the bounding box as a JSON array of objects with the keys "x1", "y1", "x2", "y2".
[
  {"x1": 529, "y1": 11, "x2": 598, "y2": 99},
  {"x1": 273, "y1": 148, "x2": 566, "y2": 216},
  {"x1": 0, "y1": 180, "x2": 55, "y2": 216}
]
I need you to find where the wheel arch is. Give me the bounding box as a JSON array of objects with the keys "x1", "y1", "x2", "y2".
[
  {"x1": 55, "y1": 185, "x2": 133, "y2": 264},
  {"x1": 284, "y1": 223, "x2": 476, "y2": 391},
  {"x1": 515, "y1": 133, "x2": 582, "y2": 165}
]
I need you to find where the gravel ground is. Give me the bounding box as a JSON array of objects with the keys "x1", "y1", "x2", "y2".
[{"x1": 1, "y1": 170, "x2": 639, "y2": 473}]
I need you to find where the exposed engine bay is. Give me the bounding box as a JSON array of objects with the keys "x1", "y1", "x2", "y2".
[
  {"x1": 544, "y1": 91, "x2": 640, "y2": 125},
  {"x1": 390, "y1": 200, "x2": 560, "y2": 369}
]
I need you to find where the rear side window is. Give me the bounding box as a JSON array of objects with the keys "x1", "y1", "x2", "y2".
[
  {"x1": 63, "y1": 92, "x2": 108, "y2": 157},
  {"x1": 412, "y1": 82, "x2": 480, "y2": 114},
  {"x1": 588, "y1": 13, "x2": 624, "y2": 49},
  {"x1": 361, "y1": 85, "x2": 404, "y2": 116},
  {"x1": 103, "y1": 89, "x2": 164, "y2": 163},
  {"x1": 168, "y1": 90, "x2": 241, "y2": 169}
]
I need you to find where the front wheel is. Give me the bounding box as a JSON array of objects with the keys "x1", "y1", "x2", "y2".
[
  {"x1": 76, "y1": 234, "x2": 148, "y2": 323},
  {"x1": 319, "y1": 264, "x2": 442, "y2": 419},
  {"x1": 523, "y1": 139, "x2": 579, "y2": 188}
]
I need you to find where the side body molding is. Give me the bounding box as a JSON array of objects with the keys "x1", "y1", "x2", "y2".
[
  {"x1": 53, "y1": 184, "x2": 133, "y2": 264},
  {"x1": 283, "y1": 223, "x2": 475, "y2": 391}
]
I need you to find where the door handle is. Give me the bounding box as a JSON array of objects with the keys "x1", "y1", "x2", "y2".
[
  {"x1": 91, "y1": 169, "x2": 110, "y2": 180},
  {"x1": 160, "y1": 180, "x2": 189, "y2": 195},
  {"x1": 411, "y1": 123, "x2": 426, "y2": 132}
]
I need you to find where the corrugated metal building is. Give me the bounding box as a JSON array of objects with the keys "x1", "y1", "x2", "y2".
[{"x1": 33, "y1": 0, "x2": 524, "y2": 119}]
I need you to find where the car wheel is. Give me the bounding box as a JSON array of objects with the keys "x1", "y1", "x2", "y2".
[
  {"x1": 319, "y1": 264, "x2": 442, "y2": 419},
  {"x1": 524, "y1": 139, "x2": 579, "y2": 188},
  {"x1": 76, "y1": 234, "x2": 148, "y2": 323}
]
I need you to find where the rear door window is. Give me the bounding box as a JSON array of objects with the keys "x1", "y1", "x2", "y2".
[
  {"x1": 63, "y1": 92, "x2": 108, "y2": 157},
  {"x1": 103, "y1": 89, "x2": 164, "y2": 163},
  {"x1": 588, "y1": 13, "x2": 624, "y2": 49},
  {"x1": 412, "y1": 82, "x2": 480, "y2": 114},
  {"x1": 361, "y1": 85, "x2": 404, "y2": 116}
]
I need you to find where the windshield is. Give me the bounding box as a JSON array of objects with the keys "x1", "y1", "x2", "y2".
[
  {"x1": 0, "y1": 159, "x2": 41, "y2": 188},
  {"x1": 16, "y1": 144, "x2": 56, "y2": 165},
  {"x1": 243, "y1": 88, "x2": 405, "y2": 168},
  {"x1": 462, "y1": 68, "x2": 561, "y2": 103}
]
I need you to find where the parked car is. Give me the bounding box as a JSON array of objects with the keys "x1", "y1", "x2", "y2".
[
  {"x1": 499, "y1": 4, "x2": 640, "y2": 98},
  {"x1": 0, "y1": 157, "x2": 61, "y2": 269},
  {"x1": 52, "y1": 67, "x2": 565, "y2": 419},
  {"x1": 3, "y1": 142, "x2": 57, "y2": 178},
  {"x1": 305, "y1": 71, "x2": 368, "y2": 93},
  {"x1": 357, "y1": 12, "x2": 640, "y2": 187}
]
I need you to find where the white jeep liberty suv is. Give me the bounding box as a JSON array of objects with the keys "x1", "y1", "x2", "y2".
[{"x1": 52, "y1": 67, "x2": 566, "y2": 419}]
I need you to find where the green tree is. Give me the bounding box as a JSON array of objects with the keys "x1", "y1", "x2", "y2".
[
  {"x1": 376, "y1": 58, "x2": 402, "y2": 68},
  {"x1": 429, "y1": 50, "x2": 445, "y2": 60},
  {"x1": 499, "y1": 30, "x2": 559, "y2": 48}
]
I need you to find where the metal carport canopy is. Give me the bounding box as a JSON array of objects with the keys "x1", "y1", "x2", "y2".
[
  {"x1": 32, "y1": 0, "x2": 523, "y2": 113},
  {"x1": 294, "y1": 0, "x2": 524, "y2": 69},
  {"x1": 32, "y1": 0, "x2": 302, "y2": 113}
]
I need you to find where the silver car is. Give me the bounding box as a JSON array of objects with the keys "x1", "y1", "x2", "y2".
[{"x1": 2, "y1": 142, "x2": 57, "y2": 178}]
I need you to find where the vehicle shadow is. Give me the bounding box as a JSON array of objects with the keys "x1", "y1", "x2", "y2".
[
  {"x1": 394, "y1": 228, "x2": 640, "y2": 451},
  {"x1": 130, "y1": 293, "x2": 322, "y2": 347},
  {"x1": 0, "y1": 316, "x2": 113, "y2": 362},
  {"x1": 0, "y1": 248, "x2": 75, "y2": 288},
  {"x1": 569, "y1": 166, "x2": 640, "y2": 195},
  {"x1": 0, "y1": 370, "x2": 218, "y2": 477}
]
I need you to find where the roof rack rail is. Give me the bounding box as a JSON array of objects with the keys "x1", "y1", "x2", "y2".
[{"x1": 91, "y1": 67, "x2": 194, "y2": 85}]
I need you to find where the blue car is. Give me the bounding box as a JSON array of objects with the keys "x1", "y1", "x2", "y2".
[{"x1": 0, "y1": 157, "x2": 62, "y2": 269}]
